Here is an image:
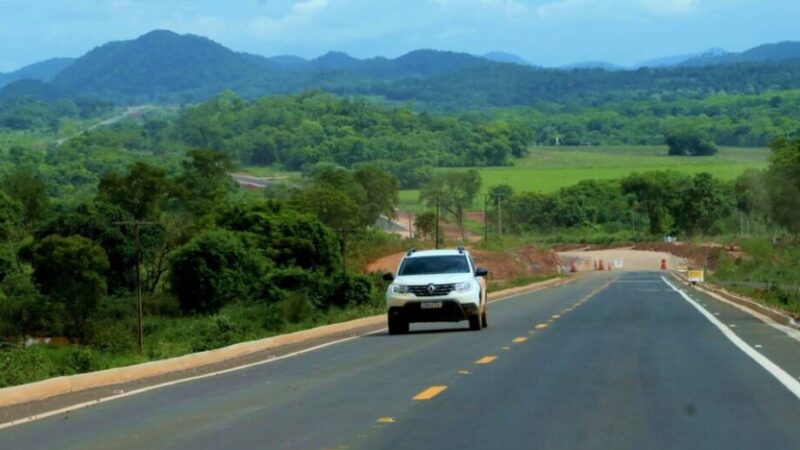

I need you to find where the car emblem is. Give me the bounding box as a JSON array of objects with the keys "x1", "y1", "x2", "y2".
[{"x1": 427, "y1": 284, "x2": 436, "y2": 295}]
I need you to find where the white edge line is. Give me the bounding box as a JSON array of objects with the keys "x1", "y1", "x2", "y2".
[
  {"x1": 661, "y1": 276, "x2": 800, "y2": 400},
  {"x1": 0, "y1": 277, "x2": 572, "y2": 430},
  {"x1": 0, "y1": 332, "x2": 376, "y2": 431}
]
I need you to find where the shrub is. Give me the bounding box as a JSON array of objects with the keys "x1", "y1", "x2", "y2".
[
  {"x1": 278, "y1": 292, "x2": 316, "y2": 324},
  {"x1": 169, "y1": 229, "x2": 270, "y2": 314},
  {"x1": 0, "y1": 346, "x2": 58, "y2": 388},
  {"x1": 330, "y1": 274, "x2": 373, "y2": 307}
]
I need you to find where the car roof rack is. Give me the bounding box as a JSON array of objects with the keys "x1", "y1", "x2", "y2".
[
  {"x1": 457, "y1": 246, "x2": 464, "y2": 254},
  {"x1": 406, "y1": 248, "x2": 417, "y2": 256}
]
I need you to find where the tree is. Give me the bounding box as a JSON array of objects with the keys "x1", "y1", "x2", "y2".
[
  {"x1": 97, "y1": 161, "x2": 176, "y2": 220},
  {"x1": 674, "y1": 173, "x2": 733, "y2": 237},
  {"x1": 169, "y1": 229, "x2": 270, "y2": 314},
  {"x1": 288, "y1": 185, "x2": 361, "y2": 231},
  {"x1": 217, "y1": 202, "x2": 340, "y2": 276},
  {"x1": 0, "y1": 192, "x2": 22, "y2": 243},
  {"x1": 621, "y1": 171, "x2": 686, "y2": 235},
  {"x1": 766, "y1": 138, "x2": 800, "y2": 235},
  {"x1": 734, "y1": 169, "x2": 769, "y2": 234},
  {"x1": 1, "y1": 168, "x2": 49, "y2": 229},
  {"x1": 665, "y1": 129, "x2": 718, "y2": 156},
  {"x1": 419, "y1": 171, "x2": 482, "y2": 239},
  {"x1": 353, "y1": 165, "x2": 400, "y2": 222},
  {"x1": 177, "y1": 149, "x2": 233, "y2": 216},
  {"x1": 32, "y1": 235, "x2": 109, "y2": 339},
  {"x1": 414, "y1": 212, "x2": 437, "y2": 240},
  {"x1": 37, "y1": 202, "x2": 135, "y2": 293}
]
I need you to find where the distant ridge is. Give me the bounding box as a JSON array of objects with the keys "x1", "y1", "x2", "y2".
[
  {"x1": 635, "y1": 48, "x2": 727, "y2": 68},
  {"x1": 680, "y1": 41, "x2": 800, "y2": 66},
  {"x1": 51, "y1": 30, "x2": 267, "y2": 98},
  {"x1": 482, "y1": 51, "x2": 530, "y2": 66},
  {"x1": 560, "y1": 61, "x2": 624, "y2": 71},
  {"x1": 3, "y1": 30, "x2": 800, "y2": 107},
  {"x1": 0, "y1": 57, "x2": 75, "y2": 88}
]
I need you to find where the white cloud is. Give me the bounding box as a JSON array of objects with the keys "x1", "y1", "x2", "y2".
[
  {"x1": 640, "y1": 0, "x2": 699, "y2": 15},
  {"x1": 293, "y1": 0, "x2": 329, "y2": 14},
  {"x1": 535, "y1": 0, "x2": 701, "y2": 20}
]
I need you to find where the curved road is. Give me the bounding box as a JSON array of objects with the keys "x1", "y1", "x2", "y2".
[{"x1": 2, "y1": 272, "x2": 800, "y2": 449}]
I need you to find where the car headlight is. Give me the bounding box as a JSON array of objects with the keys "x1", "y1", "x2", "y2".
[
  {"x1": 391, "y1": 284, "x2": 410, "y2": 294},
  {"x1": 454, "y1": 281, "x2": 474, "y2": 293}
]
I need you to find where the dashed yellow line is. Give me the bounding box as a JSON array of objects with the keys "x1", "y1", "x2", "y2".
[
  {"x1": 475, "y1": 355, "x2": 497, "y2": 364},
  {"x1": 413, "y1": 385, "x2": 447, "y2": 400},
  {"x1": 552, "y1": 314, "x2": 561, "y2": 319},
  {"x1": 512, "y1": 337, "x2": 527, "y2": 343},
  {"x1": 536, "y1": 323, "x2": 548, "y2": 329},
  {"x1": 377, "y1": 417, "x2": 395, "y2": 423},
  {"x1": 458, "y1": 370, "x2": 471, "y2": 375}
]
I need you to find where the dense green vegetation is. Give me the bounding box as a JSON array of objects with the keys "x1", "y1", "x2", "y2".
[
  {"x1": 1, "y1": 53, "x2": 799, "y2": 387},
  {"x1": 0, "y1": 132, "x2": 405, "y2": 386}
]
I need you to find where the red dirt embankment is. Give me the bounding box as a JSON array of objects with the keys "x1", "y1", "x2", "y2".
[{"x1": 365, "y1": 246, "x2": 560, "y2": 281}]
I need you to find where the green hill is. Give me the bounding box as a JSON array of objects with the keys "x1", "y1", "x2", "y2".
[
  {"x1": 0, "y1": 57, "x2": 75, "y2": 88},
  {"x1": 2, "y1": 30, "x2": 800, "y2": 108},
  {"x1": 51, "y1": 30, "x2": 268, "y2": 100}
]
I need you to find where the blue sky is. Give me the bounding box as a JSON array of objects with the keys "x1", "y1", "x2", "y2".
[{"x1": 0, "y1": 0, "x2": 798, "y2": 71}]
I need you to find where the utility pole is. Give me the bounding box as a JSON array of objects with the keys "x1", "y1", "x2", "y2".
[
  {"x1": 335, "y1": 228, "x2": 358, "y2": 274},
  {"x1": 435, "y1": 192, "x2": 440, "y2": 249},
  {"x1": 483, "y1": 194, "x2": 488, "y2": 242},
  {"x1": 113, "y1": 220, "x2": 156, "y2": 355},
  {"x1": 492, "y1": 194, "x2": 506, "y2": 236}
]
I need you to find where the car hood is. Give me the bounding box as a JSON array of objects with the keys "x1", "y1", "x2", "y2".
[{"x1": 393, "y1": 274, "x2": 473, "y2": 285}]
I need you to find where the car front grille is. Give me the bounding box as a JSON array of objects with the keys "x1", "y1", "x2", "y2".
[{"x1": 409, "y1": 283, "x2": 455, "y2": 297}]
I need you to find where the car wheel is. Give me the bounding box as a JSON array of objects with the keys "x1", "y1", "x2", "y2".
[
  {"x1": 469, "y1": 313, "x2": 483, "y2": 331},
  {"x1": 388, "y1": 315, "x2": 409, "y2": 335},
  {"x1": 481, "y1": 310, "x2": 488, "y2": 328}
]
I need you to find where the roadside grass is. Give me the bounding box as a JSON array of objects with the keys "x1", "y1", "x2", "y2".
[
  {"x1": 488, "y1": 273, "x2": 560, "y2": 292},
  {"x1": 0, "y1": 294, "x2": 387, "y2": 389},
  {"x1": 710, "y1": 238, "x2": 800, "y2": 316}
]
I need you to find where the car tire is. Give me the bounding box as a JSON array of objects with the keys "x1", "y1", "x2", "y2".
[
  {"x1": 388, "y1": 315, "x2": 409, "y2": 335},
  {"x1": 469, "y1": 313, "x2": 483, "y2": 331},
  {"x1": 481, "y1": 310, "x2": 488, "y2": 328}
]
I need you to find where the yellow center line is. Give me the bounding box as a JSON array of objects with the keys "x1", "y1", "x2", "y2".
[
  {"x1": 512, "y1": 337, "x2": 527, "y2": 343},
  {"x1": 458, "y1": 370, "x2": 471, "y2": 375},
  {"x1": 552, "y1": 314, "x2": 561, "y2": 319},
  {"x1": 413, "y1": 385, "x2": 447, "y2": 400},
  {"x1": 475, "y1": 355, "x2": 497, "y2": 364},
  {"x1": 535, "y1": 323, "x2": 548, "y2": 329},
  {"x1": 377, "y1": 417, "x2": 395, "y2": 423}
]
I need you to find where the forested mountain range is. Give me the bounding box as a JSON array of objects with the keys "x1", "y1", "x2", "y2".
[
  {"x1": 2, "y1": 30, "x2": 800, "y2": 108},
  {"x1": 0, "y1": 57, "x2": 75, "y2": 88}
]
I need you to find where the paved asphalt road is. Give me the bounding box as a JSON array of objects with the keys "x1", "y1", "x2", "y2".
[{"x1": 3, "y1": 272, "x2": 800, "y2": 450}]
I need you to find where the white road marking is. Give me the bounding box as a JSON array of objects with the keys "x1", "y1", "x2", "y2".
[
  {"x1": 662, "y1": 276, "x2": 800, "y2": 400},
  {"x1": 0, "y1": 276, "x2": 595, "y2": 430},
  {"x1": 0, "y1": 332, "x2": 377, "y2": 431}
]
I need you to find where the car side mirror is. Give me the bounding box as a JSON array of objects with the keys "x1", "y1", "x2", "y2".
[
  {"x1": 382, "y1": 272, "x2": 395, "y2": 282},
  {"x1": 475, "y1": 268, "x2": 488, "y2": 277}
]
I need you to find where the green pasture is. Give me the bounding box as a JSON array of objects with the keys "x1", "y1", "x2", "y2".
[{"x1": 401, "y1": 145, "x2": 769, "y2": 212}]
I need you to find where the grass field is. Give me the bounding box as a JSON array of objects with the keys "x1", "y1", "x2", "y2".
[{"x1": 400, "y1": 145, "x2": 769, "y2": 212}]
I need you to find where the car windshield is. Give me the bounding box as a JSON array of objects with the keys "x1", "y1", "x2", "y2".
[{"x1": 398, "y1": 256, "x2": 470, "y2": 276}]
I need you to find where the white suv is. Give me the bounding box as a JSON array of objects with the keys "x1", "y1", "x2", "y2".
[{"x1": 383, "y1": 248, "x2": 488, "y2": 334}]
